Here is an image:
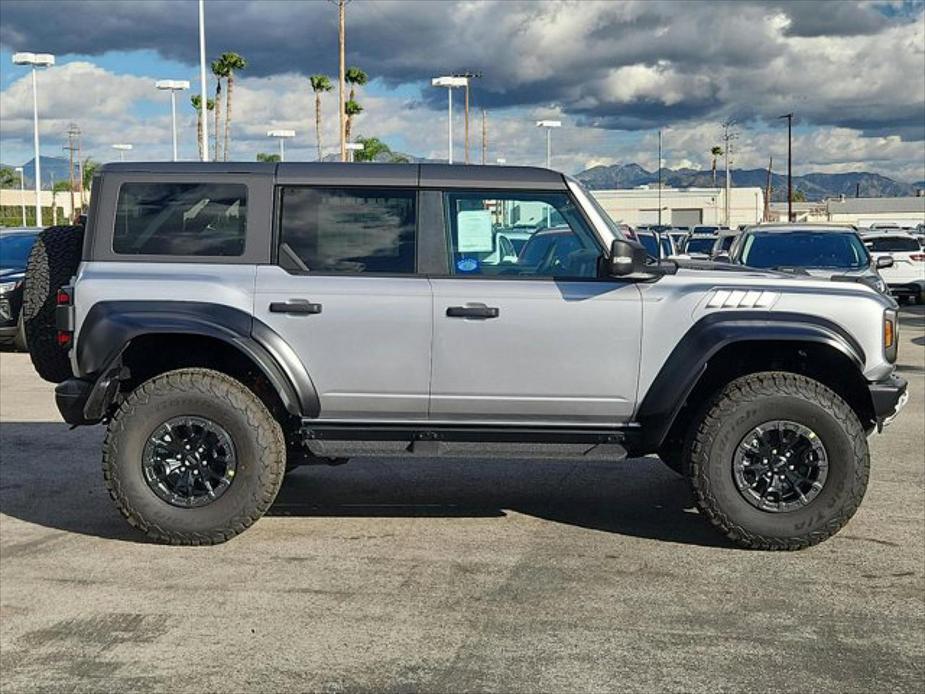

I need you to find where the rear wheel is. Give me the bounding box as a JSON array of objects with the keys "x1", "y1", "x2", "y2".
[
  {"x1": 102, "y1": 368, "x2": 286, "y2": 545},
  {"x1": 688, "y1": 371, "x2": 869, "y2": 550},
  {"x1": 22, "y1": 225, "x2": 84, "y2": 382}
]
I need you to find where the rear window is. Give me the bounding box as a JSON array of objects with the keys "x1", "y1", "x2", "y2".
[
  {"x1": 686, "y1": 237, "x2": 716, "y2": 253},
  {"x1": 114, "y1": 182, "x2": 247, "y2": 256},
  {"x1": 865, "y1": 236, "x2": 920, "y2": 252},
  {"x1": 278, "y1": 187, "x2": 416, "y2": 273}
]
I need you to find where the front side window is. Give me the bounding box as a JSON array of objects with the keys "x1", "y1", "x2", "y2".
[
  {"x1": 114, "y1": 182, "x2": 247, "y2": 256},
  {"x1": 443, "y1": 191, "x2": 600, "y2": 278},
  {"x1": 279, "y1": 187, "x2": 416, "y2": 273}
]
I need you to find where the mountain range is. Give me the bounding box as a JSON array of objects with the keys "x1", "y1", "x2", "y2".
[
  {"x1": 4, "y1": 156, "x2": 923, "y2": 203},
  {"x1": 573, "y1": 163, "x2": 923, "y2": 202}
]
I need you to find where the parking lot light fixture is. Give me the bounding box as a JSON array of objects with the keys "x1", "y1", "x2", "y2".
[
  {"x1": 267, "y1": 129, "x2": 295, "y2": 161},
  {"x1": 536, "y1": 120, "x2": 561, "y2": 169},
  {"x1": 432, "y1": 76, "x2": 468, "y2": 164},
  {"x1": 112, "y1": 144, "x2": 133, "y2": 161},
  {"x1": 15, "y1": 167, "x2": 26, "y2": 226},
  {"x1": 12, "y1": 52, "x2": 55, "y2": 227},
  {"x1": 345, "y1": 141, "x2": 364, "y2": 163},
  {"x1": 155, "y1": 80, "x2": 190, "y2": 161}
]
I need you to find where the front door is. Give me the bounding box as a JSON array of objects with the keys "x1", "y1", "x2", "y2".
[
  {"x1": 254, "y1": 186, "x2": 432, "y2": 420},
  {"x1": 430, "y1": 190, "x2": 642, "y2": 425}
]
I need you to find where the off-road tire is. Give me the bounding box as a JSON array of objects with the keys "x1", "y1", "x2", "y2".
[
  {"x1": 688, "y1": 371, "x2": 869, "y2": 550},
  {"x1": 102, "y1": 368, "x2": 286, "y2": 545},
  {"x1": 22, "y1": 225, "x2": 84, "y2": 382}
]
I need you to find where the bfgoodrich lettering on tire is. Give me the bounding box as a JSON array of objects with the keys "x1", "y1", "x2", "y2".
[
  {"x1": 102, "y1": 368, "x2": 285, "y2": 545},
  {"x1": 688, "y1": 371, "x2": 869, "y2": 550}
]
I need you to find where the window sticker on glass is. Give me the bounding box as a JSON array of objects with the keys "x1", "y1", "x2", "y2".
[{"x1": 456, "y1": 210, "x2": 493, "y2": 253}]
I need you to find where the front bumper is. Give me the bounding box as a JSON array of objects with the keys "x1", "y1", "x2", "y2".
[
  {"x1": 868, "y1": 375, "x2": 908, "y2": 430},
  {"x1": 887, "y1": 280, "x2": 925, "y2": 297}
]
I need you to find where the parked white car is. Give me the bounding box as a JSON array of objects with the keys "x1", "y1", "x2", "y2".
[{"x1": 863, "y1": 232, "x2": 925, "y2": 303}]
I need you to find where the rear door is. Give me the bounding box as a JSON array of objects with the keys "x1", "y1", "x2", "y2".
[
  {"x1": 254, "y1": 184, "x2": 432, "y2": 421},
  {"x1": 429, "y1": 189, "x2": 642, "y2": 425}
]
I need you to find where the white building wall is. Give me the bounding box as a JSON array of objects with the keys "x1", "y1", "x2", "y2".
[{"x1": 590, "y1": 187, "x2": 764, "y2": 227}]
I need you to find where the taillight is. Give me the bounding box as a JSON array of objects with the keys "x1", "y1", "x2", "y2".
[
  {"x1": 910, "y1": 253, "x2": 925, "y2": 262},
  {"x1": 56, "y1": 286, "x2": 73, "y2": 349}
]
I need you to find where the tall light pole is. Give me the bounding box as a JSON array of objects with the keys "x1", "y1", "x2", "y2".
[
  {"x1": 156, "y1": 80, "x2": 190, "y2": 161},
  {"x1": 536, "y1": 120, "x2": 561, "y2": 169},
  {"x1": 12, "y1": 52, "x2": 55, "y2": 228},
  {"x1": 112, "y1": 144, "x2": 133, "y2": 161},
  {"x1": 198, "y1": 0, "x2": 209, "y2": 162},
  {"x1": 432, "y1": 76, "x2": 468, "y2": 164},
  {"x1": 267, "y1": 130, "x2": 295, "y2": 161},
  {"x1": 15, "y1": 167, "x2": 26, "y2": 226},
  {"x1": 778, "y1": 113, "x2": 794, "y2": 222}
]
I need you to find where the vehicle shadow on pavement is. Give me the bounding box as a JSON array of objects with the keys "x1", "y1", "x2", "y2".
[
  {"x1": 271, "y1": 456, "x2": 734, "y2": 549},
  {"x1": 0, "y1": 422, "x2": 732, "y2": 548}
]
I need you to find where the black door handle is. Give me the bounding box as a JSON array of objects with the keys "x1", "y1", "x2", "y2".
[
  {"x1": 270, "y1": 300, "x2": 322, "y2": 315},
  {"x1": 446, "y1": 305, "x2": 500, "y2": 319}
]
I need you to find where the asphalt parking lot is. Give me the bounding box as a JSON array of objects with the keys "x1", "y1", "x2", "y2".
[{"x1": 1, "y1": 307, "x2": 923, "y2": 693}]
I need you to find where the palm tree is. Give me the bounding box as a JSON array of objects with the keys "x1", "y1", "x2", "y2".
[
  {"x1": 190, "y1": 95, "x2": 215, "y2": 160},
  {"x1": 344, "y1": 100, "x2": 363, "y2": 144},
  {"x1": 344, "y1": 66, "x2": 367, "y2": 143},
  {"x1": 309, "y1": 74, "x2": 333, "y2": 161},
  {"x1": 218, "y1": 52, "x2": 247, "y2": 161},
  {"x1": 211, "y1": 58, "x2": 230, "y2": 161},
  {"x1": 711, "y1": 146, "x2": 723, "y2": 186},
  {"x1": 256, "y1": 152, "x2": 281, "y2": 162},
  {"x1": 81, "y1": 158, "x2": 100, "y2": 191}
]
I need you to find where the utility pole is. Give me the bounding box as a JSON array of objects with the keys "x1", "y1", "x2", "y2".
[
  {"x1": 764, "y1": 156, "x2": 773, "y2": 222},
  {"x1": 481, "y1": 109, "x2": 487, "y2": 165},
  {"x1": 657, "y1": 129, "x2": 662, "y2": 227},
  {"x1": 63, "y1": 123, "x2": 80, "y2": 220},
  {"x1": 778, "y1": 113, "x2": 793, "y2": 222},
  {"x1": 721, "y1": 120, "x2": 737, "y2": 227},
  {"x1": 338, "y1": 0, "x2": 347, "y2": 162}
]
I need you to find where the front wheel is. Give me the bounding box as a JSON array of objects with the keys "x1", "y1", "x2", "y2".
[
  {"x1": 688, "y1": 372, "x2": 869, "y2": 550},
  {"x1": 103, "y1": 368, "x2": 286, "y2": 545}
]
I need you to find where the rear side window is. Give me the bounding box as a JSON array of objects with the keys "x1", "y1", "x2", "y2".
[
  {"x1": 278, "y1": 187, "x2": 416, "y2": 273},
  {"x1": 114, "y1": 182, "x2": 247, "y2": 256}
]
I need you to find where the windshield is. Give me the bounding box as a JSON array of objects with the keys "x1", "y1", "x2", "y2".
[
  {"x1": 686, "y1": 237, "x2": 716, "y2": 254},
  {"x1": 0, "y1": 233, "x2": 37, "y2": 269},
  {"x1": 740, "y1": 231, "x2": 870, "y2": 269},
  {"x1": 865, "y1": 236, "x2": 920, "y2": 252}
]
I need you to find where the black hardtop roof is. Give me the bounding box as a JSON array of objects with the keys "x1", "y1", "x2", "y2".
[{"x1": 97, "y1": 162, "x2": 568, "y2": 189}]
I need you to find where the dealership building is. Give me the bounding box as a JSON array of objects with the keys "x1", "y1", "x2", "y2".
[{"x1": 590, "y1": 186, "x2": 765, "y2": 228}]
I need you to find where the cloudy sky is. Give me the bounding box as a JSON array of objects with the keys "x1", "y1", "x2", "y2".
[{"x1": 1, "y1": 0, "x2": 923, "y2": 179}]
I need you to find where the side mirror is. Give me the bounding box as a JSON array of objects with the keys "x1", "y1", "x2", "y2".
[
  {"x1": 876, "y1": 256, "x2": 894, "y2": 269},
  {"x1": 606, "y1": 238, "x2": 648, "y2": 277},
  {"x1": 713, "y1": 253, "x2": 731, "y2": 263}
]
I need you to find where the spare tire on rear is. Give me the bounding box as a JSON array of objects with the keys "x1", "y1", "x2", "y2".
[{"x1": 23, "y1": 225, "x2": 84, "y2": 383}]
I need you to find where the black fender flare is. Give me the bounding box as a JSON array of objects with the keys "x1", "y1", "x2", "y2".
[
  {"x1": 76, "y1": 301, "x2": 320, "y2": 418},
  {"x1": 633, "y1": 311, "x2": 867, "y2": 453}
]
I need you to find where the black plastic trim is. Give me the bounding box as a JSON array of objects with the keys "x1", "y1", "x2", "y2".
[
  {"x1": 869, "y1": 375, "x2": 907, "y2": 420},
  {"x1": 76, "y1": 301, "x2": 318, "y2": 418},
  {"x1": 301, "y1": 422, "x2": 631, "y2": 444},
  {"x1": 634, "y1": 311, "x2": 868, "y2": 452}
]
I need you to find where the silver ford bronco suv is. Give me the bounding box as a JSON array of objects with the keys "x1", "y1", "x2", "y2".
[{"x1": 23, "y1": 162, "x2": 907, "y2": 548}]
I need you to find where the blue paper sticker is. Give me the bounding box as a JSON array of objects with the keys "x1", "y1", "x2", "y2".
[{"x1": 456, "y1": 257, "x2": 479, "y2": 273}]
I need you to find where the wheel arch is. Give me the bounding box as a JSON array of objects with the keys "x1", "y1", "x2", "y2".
[
  {"x1": 76, "y1": 301, "x2": 320, "y2": 420},
  {"x1": 635, "y1": 312, "x2": 874, "y2": 455}
]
